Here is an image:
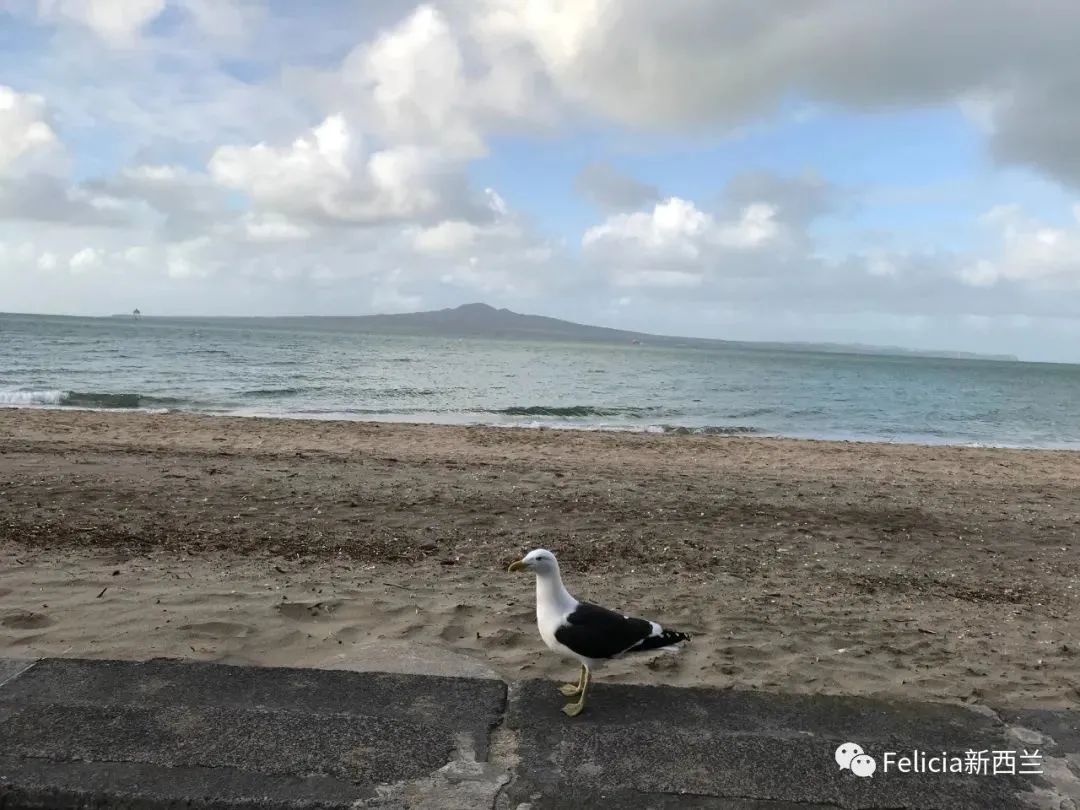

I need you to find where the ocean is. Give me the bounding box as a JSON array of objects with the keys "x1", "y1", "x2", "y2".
[{"x1": 2, "y1": 312, "x2": 1079, "y2": 449}]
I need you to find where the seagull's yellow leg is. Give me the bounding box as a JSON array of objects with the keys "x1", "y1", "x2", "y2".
[
  {"x1": 559, "y1": 664, "x2": 586, "y2": 697},
  {"x1": 561, "y1": 667, "x2": 590, "y2": 717}
]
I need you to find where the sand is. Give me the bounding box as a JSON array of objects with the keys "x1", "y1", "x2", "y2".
[{"x1": 1, "y1": 408, "x2": 1078, "y2": 708}]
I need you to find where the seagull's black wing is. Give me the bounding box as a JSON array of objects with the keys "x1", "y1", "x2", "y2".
[{"x1": 555, "y1": 602, "x2": 688, "y2": 660}]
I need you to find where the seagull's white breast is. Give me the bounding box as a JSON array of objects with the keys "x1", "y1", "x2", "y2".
[{"x1": 536, "y1": 598, "x2": 568, "y2": 650}]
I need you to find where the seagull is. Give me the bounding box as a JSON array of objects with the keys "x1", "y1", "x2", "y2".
[{"x1": 508, "y1": 548, "x2": 690, "y2": 716}]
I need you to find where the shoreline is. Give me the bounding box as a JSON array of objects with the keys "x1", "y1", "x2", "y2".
[
  {"x1": 2, "y1": 408, "x2": 1078, "y2": 708},
  {"x1": 3, "y1": 403, "x2": 1080, "y2": 451}
]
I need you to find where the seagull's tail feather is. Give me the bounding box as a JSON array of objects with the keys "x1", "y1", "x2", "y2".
[{"x1": 628, "y1": 628, "x2": 691, "y2": 653}]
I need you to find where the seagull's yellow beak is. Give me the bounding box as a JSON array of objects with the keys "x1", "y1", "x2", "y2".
[{"x1": 507, "y1": 559, "x2": 527, "y2": 573}]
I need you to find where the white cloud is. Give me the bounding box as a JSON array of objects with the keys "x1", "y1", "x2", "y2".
[
  {"x1": 0, "y1": 85, "x2": 59, "y2": 174},
  {"x1": 960, "y1": 204, "x2": 1080, "y2": 287},
  {"x1": 583, "y1": 197, "x2": 781, "y2": 276},
  {"x1": 413, "y1": 219, "x2": 479, "y2": 255},
  {"x1": 101, "y1": 163, "x2": 231, "y2": 235},
  {"x1": 68, "y1": 246, "x2": 102, "y2": 273},
  {"x1": 209, "y1": 115, "x2": 352, "y2": 210},
  {"x1": 866, "y1": 254, "x2": 899, "y2": 278},
  {"x1": 406, "y1": 187, "x2": 558, "y2": 297},
  {"x1": 612, "y1": 269, "x2": 703, "y2": 290},
  {"x1": 242, "y1": 213, "x2": 311, "y2": 243},
  {"x1": 0, "y1": 241, "x2": 36, "y2": 265},
  {"x1": 35, "y1": 0, "x2": 166, "y2": 47},
  {"x1": 164, "y1": 236, "x2": 214, "y2": 279},
  {"x1": 331, "y1": 3, "x2": 557, "y2": 157},
  {"x1": 0, "y1": 172, "x2": 141, "y2": 227},
  {"x1": 410, "y1": 189, "x2": 528, "y2": 256},
  {"x1": 175, "y1": 0, "x2": 263, "y2": 47},
  {"x1": 959, "y1": 260, "x2": 997, "y2": 287},
  {"x1": 715, "y1": 203, "x2": 782, "y2": 249},
  {"x1": 36, "y1": 250, "x2": 58, "y2": 271},
  {"x1": 349, "y1": 4, "x2": 482, "y2": 158},
  {"x1": 584, "y1": 197, "x2": 711, "y2": 263},
  {"x1": 209, "y1": 114, "x2": 476, "y2": 225}
]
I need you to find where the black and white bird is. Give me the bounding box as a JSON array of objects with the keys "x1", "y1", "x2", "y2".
[{"x1": 508, "y1": 548, "x2": 690, "y2": 716}]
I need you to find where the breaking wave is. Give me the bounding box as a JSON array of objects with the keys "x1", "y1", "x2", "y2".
[
  {"x1": 0, "y1": 389, "x2": 181, "y2": 410},
  {"x1": 0, "y1": 389, "x2": 64, "y2": 406},
  {"x1": 659, "y1": 424, "x2": 759, "y2": 435},
  {"x1": 240, "y1": 387, "x2": 307, "y2": 397},
  {"x1": 493, "y1": 405, "x2": 670, "y2": 418}
]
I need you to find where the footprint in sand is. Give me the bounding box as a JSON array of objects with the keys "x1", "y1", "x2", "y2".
[
  {"x1": 331, "y1": 625, "x2": 367, "y2": 644},
  {"x1": 1, "y1": 610, "x2": 53, "y2": 630},
  {"x1": 438, "y1": 623, "x2": 469, "y2": 642},
  {"x1": 179, "y1": 621, "x2": 254, "y2": 639},
  {"x1": 479, "y1": 628, "x2": 523, "y2": 648},
  {"x1": 276, "y1": 600, "x2": 342, "y2": 622}
]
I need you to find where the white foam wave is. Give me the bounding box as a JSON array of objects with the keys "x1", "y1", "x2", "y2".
[{"x1": 0, "y1": 389, "x2": 64, "y2": 406}]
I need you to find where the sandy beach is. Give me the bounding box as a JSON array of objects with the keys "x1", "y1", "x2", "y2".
[{"x1": 1, "y1": 408, "x2": 1077, "y2": 708}]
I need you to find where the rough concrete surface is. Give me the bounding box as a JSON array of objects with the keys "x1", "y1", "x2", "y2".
[{"x1": 0, "y1": 657, "x2": 1076, "y2": 809}]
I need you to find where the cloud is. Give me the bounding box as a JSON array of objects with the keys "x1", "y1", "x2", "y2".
[
  {"x1": 75, "y1": 163, "x2": 231, "y2": 236},
  {"x1": 575, "y1": 162, "x2": 659, "y2": 211},
  {"x1": 0, "y1": 85, "x2": 59, "y2": 174},
  {"x1": 35, "y1": 0, "x2": 167, "y2": 47},
  {"x1": 469, "y1": 1, "x2": 1080, "y2": 189},
  {"x1": 411, "y1": 188, "x2": 540, "y2": 253},
  {"x1": 961, "y1": 204, "x2": 1080, "y2": 288},
  {"x1": 988, "y1": 77, "x2": 1080, "y2": 188},
  {"x1": 0, "y1": 87, "x2": 138, "y2": 226},
  {"x1": 412, "y1": 219, "x2": 479, "y2": 255},
  {"x1": 583, "y1": 196, "x2": 782, "y2": 282},
  {"x1": 321, "y1": 4, "x2": 558, "y2": 157},
  {"x1": 68, "y1": 245, "x2": 103, "y2": 273},
  {"x1": 174, "y1": 0, "x2": 264, "y2": 49},
  {"x1": 406, "y1": 188, "x2": 560, "y2": 297},
  {"x1": 0, "y1": 173, "x2": 135, "y2": 225},
  {"x1": 346, "y1": 4, "x2": 483, "y2": 158},
  {"x1": 241, "y1": 213, "x2": 311, "y2": 243},
  {"x1": 209, "y1": 114, "x2": 482, "y2": 226},
  {"x1": 722, "y1": 171, "x2": 839, "y2": 228},
  {"x1": 574, "y1": 176, "x2": 1080, "y2": 334},
  {"x1": 36, "y1": 250, "x2": 57, "y2": 271}
]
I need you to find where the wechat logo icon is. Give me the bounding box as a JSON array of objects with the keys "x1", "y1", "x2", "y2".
[{"x1": 836, "y1": 742, "x2": 877, "y2": 778}]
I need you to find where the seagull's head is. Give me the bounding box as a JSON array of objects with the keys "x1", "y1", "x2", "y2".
[{"x1": 508, "y1": 548, "x2": 559, "y2": 576}]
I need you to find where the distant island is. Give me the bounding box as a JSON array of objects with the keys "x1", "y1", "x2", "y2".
[{"x1": 111, "y1": 302, "x2": 1018, "y2": 362}]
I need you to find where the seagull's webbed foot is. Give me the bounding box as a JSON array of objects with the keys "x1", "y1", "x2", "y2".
[
  {"x1": 559, "y1": 665, "x2": 586, "y2": 697},
  {"x1": 560, "y1": 667, "x2": 590, "y2": 717},
  {"x1": 561, "y1": 700, "x2": 585, "y2": 717}
]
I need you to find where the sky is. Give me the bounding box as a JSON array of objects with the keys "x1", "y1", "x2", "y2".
[{"x1": 2, "y1": 2, "x2": 1080, "y2": 361}]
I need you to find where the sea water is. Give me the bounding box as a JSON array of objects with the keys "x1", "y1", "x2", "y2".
[{"x1": 3, "y1": 312, "x2": 1079, "y2": 449}]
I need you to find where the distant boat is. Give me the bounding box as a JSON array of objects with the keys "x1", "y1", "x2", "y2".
[
  {"x1": 132, "y1": 308, "x2": 141, "y2": 320},
  {"x1": 631, "y1": 339, "x2": 642, "y2": 345}
]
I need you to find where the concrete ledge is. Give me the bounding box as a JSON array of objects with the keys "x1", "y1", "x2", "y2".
[
  {"x1": 0, "y1": 757, "x2": 366, "y2": 809},
  {"x1": 0, "y1": 658, "x2": 507, "y2": 809},
  {"x1": 0, "y1": 658, "x2": 1077, "y2": 809},
  {"x1": 502, "y1": 680, "x2": 1069, "y2": 809},
  {"x1": 0, "y1": 659, "x2": 34, "y2": 689},
  {"x1": 1, "y1": 657, "x2": 502, "y2": 757}
]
